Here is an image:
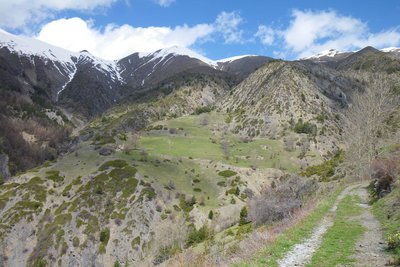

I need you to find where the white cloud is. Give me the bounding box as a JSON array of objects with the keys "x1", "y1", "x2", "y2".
[
  {"x1": 37, "y1": 17, "x2": 214, "y2": 60},
  {"x1": 155, "y1": 0, "x2": 175, "y2": 7},
  {"x1": 255, "y1": 25, "x2": 275, "y2": 45},
  {"x1": 35, "y1": 10, "x2": 246, "y2": 60},
  {"x1": 257, "y1": 9, "x2": 400, "y2": 58},
  {"x1": 0, "y1": 0, "x2": 118, "y2": 30},
  {"x1": 215, "y1": 11, "x2": 244, "y2": 44}
]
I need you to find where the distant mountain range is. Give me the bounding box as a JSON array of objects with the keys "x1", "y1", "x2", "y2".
[{"x1": 0, "y1": 29, "x2": 273, "y2": 116}]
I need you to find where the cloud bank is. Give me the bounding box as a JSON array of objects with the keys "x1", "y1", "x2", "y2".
[
  {"x1": 256, "y1": 9, "x2": 400, "y2": 58},
  {"x1": 36, "y1": 11, "x2": 245, "y2": 60}
]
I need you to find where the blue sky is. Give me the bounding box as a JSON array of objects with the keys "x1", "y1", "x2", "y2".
[{"x1": 1, "y1": 0, "x2": 400, "y2": 60}]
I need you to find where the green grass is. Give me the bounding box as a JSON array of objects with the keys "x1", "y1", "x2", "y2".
[
  {"x1": 140, "y1": 114, "x2": 303, "y2": 172},
  {"x1": 307, "y1": 195, "x2": 365, "y2": 266},
  {"x1": 236, "y1": 187, "x2": 343, "y2": 267},
  {"x1": 372, "y1": 183, "x2": 400, "y2": 262}
]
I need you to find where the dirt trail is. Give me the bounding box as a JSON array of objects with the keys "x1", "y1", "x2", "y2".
[
  {"x1": 278, "y1": 183, "x2": 390, "y2": 267},
  {"x1": 351, "y1": 186, "x2": 391, "y2": 267}
]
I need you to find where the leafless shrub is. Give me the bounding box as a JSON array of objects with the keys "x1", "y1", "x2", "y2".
[
  {"x1": 242, "y1": 188, "x2": 254, "y2": 199},
  {"x1": 283, "y1": 134, "x2": 297, "y2": 152},
  {"x1": 199, "y1": 114, "x2": 209, "y2": 126},
  {"x1": 151, "y1": 217, "x2": 188, "y2": 265},
  {"x1": 221, "y1": 139, "x2": 230, "y2": 159},
  {"x1": 248, "y1": 175, "x2": 317, "y2": 225},
  {"x1": 169, "y1": 128, "x2": 177, "y2": 134},
  {"x1": 369, "y1": 154, "x2": 400, "y2": 198}
]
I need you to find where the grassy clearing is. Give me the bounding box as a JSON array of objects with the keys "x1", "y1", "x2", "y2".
[
  {"x1": 140, "y1": 113, "x2": 302, "y2": 172},
  {"x1": 307, "y1": 195, "x2": 365, "y2": 266},
  {"x1": 123, "y1": 151, "x2": 221, "y2": 207},
  {"x1": 236, "y1": 187, "x2": 343, "y2": 267}
]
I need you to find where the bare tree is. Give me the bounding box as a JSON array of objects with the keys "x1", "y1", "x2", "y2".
[
  {"x1": 199, "y1": 114, "x2": 209, "y2": 126},
  {"x1": 342, "y1": 72, "x2": 399, "y2": 179},
  {"x1": 152, "y1": 217, "x2": 188, "y2": 264},
  {"x1": 220, "y1": 139, "x2": 230, "y2": 160},
  {"x1": 130, "y1": 130, "x2": 140, "y2": 149}
]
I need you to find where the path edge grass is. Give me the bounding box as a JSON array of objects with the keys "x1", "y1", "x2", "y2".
[
  {"x1": 307, "y1": 194, "x2": 365, "y2": 266},
  {"x1": 235, "y1": 185, "x2": 344, "y2": 267}
]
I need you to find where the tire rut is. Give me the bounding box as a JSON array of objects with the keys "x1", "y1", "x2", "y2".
[{"x1": 278, "y1": 184, "x2": 363, "y2": 267}]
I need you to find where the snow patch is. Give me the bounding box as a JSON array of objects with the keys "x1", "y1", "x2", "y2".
[
  {"x1": 217, "y1": 55, "x2": 258, "y2": 63},
  {"x1": 302, "y1": 49, "x2": 345, "y2": 60},
  {"x1": 144, "y1": 46, "x2": 217, "y2": 67},
  {"x1": 381, "y1": 47, "x2": 400, "y2": 53}
]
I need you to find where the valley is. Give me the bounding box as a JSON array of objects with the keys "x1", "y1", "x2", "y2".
[{"x1": 0, "y1": 28, "x2": 399, "y2": 267}]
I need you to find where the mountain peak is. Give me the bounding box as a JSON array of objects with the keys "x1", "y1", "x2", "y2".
[
  {"x1": 302, "y1": 49, "x2": 345, "y2": 60},
  {"x1": 0, "y1": 28, "x2": 77, "y2": 64},
  {"x1": 217, "y1": 55, "x2": 258, "y2": 63},
  {"x1": 145, "y1": 46, "x2": 217, "y2": 67}
]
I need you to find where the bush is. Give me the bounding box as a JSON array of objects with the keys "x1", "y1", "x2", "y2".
[
  {"x1": 293, "y1": 119, "x2": 317, "y2": 135},
  {"x1": 218, "y1": 170, "x2": 237, "y2": 177},
  {"x1": 248, "y1": 175, "x2": 318, "y2": 225},
  {"x1": 186, "y1": 224, "x2": 212, "y2": 246},
  {"x1": 369, "y1": 157, "x2": 399, "y2": 199},
  {"x1": 100, "y1": 229, "x2": 110, "y2": 245},
  {"x1": 301, "y1": 150, "x2": 344, "y2": 181},
  {"x1": 193, "y1": 106, "x2": 212, "y2": 115},
  {"x1": 208, "y1": 210, "x2": 214, "y2": 220},
  {"x1": 98, "y1": 160, "x2": 128, "y2": 171},
  {"x1": 226, "y1": 187, "x2": 240, "y2": 196},
  {"x1": 239, "y1": 207, "x2": 248, "y2": 225},
  {"x1": 179, "y1": 194, "x2": 196, "y2": 212},
  {"x1": 45, "y1": 170, "x2": 64, "y2": 183},
  {"x1": 72, "y1": 237, "x2": 80, "y2": 247},
  {"x1": 388, "y1": 232, "x2": 400, "y2": 249}
]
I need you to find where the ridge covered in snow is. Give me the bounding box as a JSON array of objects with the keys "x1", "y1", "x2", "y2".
[
  {"x1": 143, "y1": 46, "x2": 218, "y2": 67},
  {"x1": 0, "y1": 29, "x2": 123, "y2": 89},
  {"x1": 302, "y1": 49, "x2": 346, "y2": 60},
  {"x1": 381, "y1": 47, "x2": 400, "y2": 53},
  {"x1": 217, "y1": 55, "x2": 258, "y2": 63},
  {"x1": 0, "y1": 29, "x2": 77, "y2": 64}
]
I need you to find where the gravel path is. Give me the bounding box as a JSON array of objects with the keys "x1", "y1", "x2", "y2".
[
  {"x1": 351, "y1": 186, "x2": 392, "y2": 267},
  {"x1": 277, "y1": 184, "x2": 359, "y2": 267}
]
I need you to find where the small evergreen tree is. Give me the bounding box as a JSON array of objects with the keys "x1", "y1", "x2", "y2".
[
  {"x1": 239, "y1": 206, "x2": 248, "y2": 225},
  {"x1": 208, "y1": 210, "x2": 214, "y2": 220}
]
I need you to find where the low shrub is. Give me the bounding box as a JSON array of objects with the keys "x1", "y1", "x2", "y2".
[
  {"x1": 293, "y1": 119, "x2": 317, "y2": 135},
  {"x1": 98, "y1": 160, "x2": 128, "y2": 171},
  {"x1": 193, "y1": 106, "x2": 212, "y2": 115},
  {"x1": 46, "y1": 170, "x2": 64, "y2": 183},
  {"x1": 248, "y1": 175, "x2": 318, "y2": 225},
  {"x1": 186, "y1": 224, "x2": 212, "y2": 246},
  {"x1": 301, "y1": 150, "x2": 344, "y2": 181},
  {"x1": 100, "y1": 229, "x2": 110, "y2": 245},
  {"x1": 218, "y1": 170, "x2": 237, "y2": 177}
]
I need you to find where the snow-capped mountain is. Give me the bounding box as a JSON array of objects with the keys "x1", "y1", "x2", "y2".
[
  {"x1": 217, "y1": 55, "x2": 258, "y2": 63},
  {"x1": 302, "y1": 49, "x2": 350, "y2": 61},
  {"x1": 0, "y1": 29, "x2": 271, "y2": 117},
  {"x1": 381, "y1": 47, "x2": 400, "y2": 53}
]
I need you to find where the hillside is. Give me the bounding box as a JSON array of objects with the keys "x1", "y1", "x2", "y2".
[{"x1": 0, "y1": 28, "x2": 399, "y2": 267}]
